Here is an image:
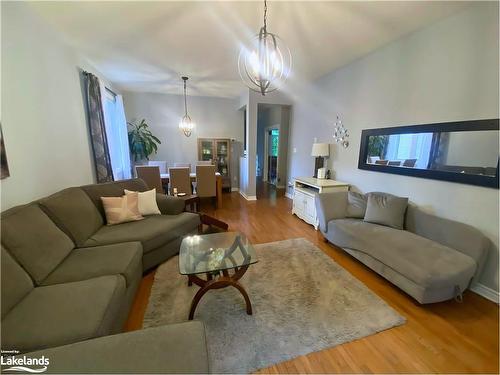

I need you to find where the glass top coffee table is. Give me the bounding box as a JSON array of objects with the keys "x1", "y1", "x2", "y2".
[{"x1": 179, "y1": 232, "x2": 258, "y2": 320}]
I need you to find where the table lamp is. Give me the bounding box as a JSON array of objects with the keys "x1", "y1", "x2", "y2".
[{"x1": 311, "y1": 143, "x2": 329, "y2": 178}]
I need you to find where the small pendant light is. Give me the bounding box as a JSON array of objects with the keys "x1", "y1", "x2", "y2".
[{"x1": 179, "y1": 76, "x2": 195, "y2": 137}]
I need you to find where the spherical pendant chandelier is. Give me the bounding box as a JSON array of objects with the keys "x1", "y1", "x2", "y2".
[
  {"x1": 238, "y1": 0, "x2": 292, "y2": 96},
  {"x1": 179, "y1": 76, "x2": 195, "y2": 137}
]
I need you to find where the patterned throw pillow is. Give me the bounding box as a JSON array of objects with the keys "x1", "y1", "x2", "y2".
[{"x1": 101, "y1": 192, "x2": 144, "y2": 225}]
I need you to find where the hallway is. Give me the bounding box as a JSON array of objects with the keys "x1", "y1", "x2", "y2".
[{"x1": 256, "y1": 176, "x2": 286, "y2": 201}]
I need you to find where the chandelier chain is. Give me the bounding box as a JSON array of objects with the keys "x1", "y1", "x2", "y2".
[
  {"x1": 263, "y1": 0, "x2": 267, "y2": 32},
  {"x1": 183, "y1": 79, "x2": 188, "y2": 117},
  {"x1": 237, "y1": 0, "x2": 291, "y2": 96}
]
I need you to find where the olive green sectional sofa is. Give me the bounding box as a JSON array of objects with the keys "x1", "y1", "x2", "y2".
[{"x1": 1, "y1": 179, "x2": 208, "y2": 373}]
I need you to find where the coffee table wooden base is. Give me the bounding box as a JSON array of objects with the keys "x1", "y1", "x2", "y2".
[{"x1": 187, "y1": 265, "x2": 252, "y2": 320}]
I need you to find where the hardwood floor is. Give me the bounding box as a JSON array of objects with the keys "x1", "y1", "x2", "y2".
[{"x1": 124, "y1": 189, "x2": 499, "y2": 374}]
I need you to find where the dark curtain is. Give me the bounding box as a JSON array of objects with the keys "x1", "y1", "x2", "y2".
[
  {"x1": 427, "y1": 133, "x2": 441, "y2": 169},
  {"x1": 427, "y1": 132, "x2": 450, "y2": 169},
  {"x1": 83, "y1": 71, "x2": 114, "y2": 183}
]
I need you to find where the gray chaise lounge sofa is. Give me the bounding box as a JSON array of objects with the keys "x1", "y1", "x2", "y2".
[
  {"x1": 1, "y1": 178, "x2": 208, "y2": 373},
  {"x1": 316, "y1": 191, "x2": 489, "y2": 304}
]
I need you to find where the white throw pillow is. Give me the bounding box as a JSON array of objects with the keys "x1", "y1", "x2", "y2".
[{"x1": 124, "y1": 188, "x2": 161, "y2": 216}]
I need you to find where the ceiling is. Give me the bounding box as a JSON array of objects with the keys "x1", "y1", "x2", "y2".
[{"x1": 29, "y1": 1, "x2": 471, "y2": 98}]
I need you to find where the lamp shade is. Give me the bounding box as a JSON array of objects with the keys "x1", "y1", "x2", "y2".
[{"x1": 311, "y1": 143, "x2": 330, "y2": 157}]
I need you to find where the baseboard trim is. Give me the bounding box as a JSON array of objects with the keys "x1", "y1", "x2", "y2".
[
  {"x1": 470, "y1": 283, "x2": 500, "y2": 303},
  {"x1": 239, "y1": 191, "x2": 257, "y2": 201},
  {"x1": 285, "y1": 193, "x2": 293, "y2": 199},
  {"x1": 231, "y1": 187, "x2": 239, "y2": 192}
]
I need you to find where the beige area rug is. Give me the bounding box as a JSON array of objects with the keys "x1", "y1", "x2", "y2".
[{"x1": 143, "y1": 238, "x2": 405, "y2": 373}]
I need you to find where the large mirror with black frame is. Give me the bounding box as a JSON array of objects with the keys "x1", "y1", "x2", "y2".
[{"x1": 358, "y1": 119, "x2": 499, "y2": 188}]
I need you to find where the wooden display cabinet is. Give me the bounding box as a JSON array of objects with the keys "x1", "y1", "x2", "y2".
[{"x1": 198, "y1": 138, "x2": 232, "y2": 189}]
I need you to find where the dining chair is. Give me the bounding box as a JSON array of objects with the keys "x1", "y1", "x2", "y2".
[
  {"x1": 196, "y1": 165, "x2": 217, "y2": 207},
  {"x1": 197, "y1": 160, "x2": 212, "y2": 166},
  {"x1": 136, "y1": 166, "x2": 164, "y2": 193},
  {"x1": 388, "y1": 160, "x2": 402, "y2": 166},
  {"x1": 169, "y1": 167, "x2": 192, "y2": 195},
  {"x1": 403, "y1": 158, "x2": 417, "y2": 168},
  {"x1": 147, "y1": 160, "x2": 167, "y2": 174},
  {"x1": 173, "y1": 163, "x2": 192, "y2": 172}
]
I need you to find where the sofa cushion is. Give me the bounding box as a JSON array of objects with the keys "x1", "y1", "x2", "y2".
[
  {"x1": 42, "y1": 242, "x2": 142, "y2": 288},
  {"x1": 1, "y1": 275, "x2": 126, "y2": 353},
  {"x1": 21, "y1": 322, "x2": 209, "y2": 374},
  {"x1": 345, "y1": 192, "x2": 367, "y2": 218},
  {"x1": 328, "y1": 219, "x2": 476, "y2": 289},
  {"x1": 1, "y1": 204, "x2": 74, "y2": 284},
  {"x1": 40, "y1": 188, "x2": 104, "y2": 246},
  {"x1": 83, "y1": 213, "x2": 200, "y2": 253},
  {"x1": 364, "y1": 192, "x2": 408, "y2": 229},
  {"x1": 1, "y1": 247, "x2": 34, "y2": 318}
]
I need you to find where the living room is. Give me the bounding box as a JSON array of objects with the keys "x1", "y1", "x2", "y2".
[{"x1": 1, "y1": 1, "x2": 499, "y2": 374}]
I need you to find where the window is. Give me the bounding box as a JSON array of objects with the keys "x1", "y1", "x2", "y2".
[
  {"x1": 270, "y1": 129, "x2": 279, "y2": 157},
  {"x1": 385, "y1": 132, "x2": 433, "y2": 168},
  {"x1": 103, "y1": 88, "x2": 131, "y2": 180}
]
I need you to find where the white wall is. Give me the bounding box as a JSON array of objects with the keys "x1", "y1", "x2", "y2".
[
  {"x1": 122, "y1": 91, "x2": 243, "y2": 186},
  {"x1": 1, "y1": 2, "x2": 104, "y2": 210},
  {"x1": 288, "y1": 3, "x2": 499, "y2": 292},
  {"x1": 445, "y1": 131, "x2": 498, "y2": 167},
  {"x1": 279, "y1": 106, "x2": 291, "y2": 189}
]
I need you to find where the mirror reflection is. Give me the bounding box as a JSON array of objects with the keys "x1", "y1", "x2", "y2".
[{"x1": 366, "y1": 130, "x2": 499, "y2": 177}]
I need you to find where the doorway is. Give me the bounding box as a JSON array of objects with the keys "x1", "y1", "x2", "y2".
[{"x1": 256, "y1": 103, "x2": 290, "y2": 198}]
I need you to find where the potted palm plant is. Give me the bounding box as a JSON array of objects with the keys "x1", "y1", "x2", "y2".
[{"x1": 127, "y1": 119, "x2": 161, "y2": 162}]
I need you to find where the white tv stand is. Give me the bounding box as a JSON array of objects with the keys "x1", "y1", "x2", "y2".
[{"x1": 292, "y1": 177, "x2": 350, "y2": 230}]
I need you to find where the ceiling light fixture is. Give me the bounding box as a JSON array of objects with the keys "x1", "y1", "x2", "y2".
[
  {"x1": 179, "y1": 76, "x2": 195, "y2": 137},
  {"x1": 238, "y1": 0, "x2": 292, "y2": 96}
]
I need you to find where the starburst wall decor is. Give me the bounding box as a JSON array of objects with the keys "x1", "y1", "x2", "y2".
[{"x1": 333, "y1": 115, "x2": 349, "y2": 148}]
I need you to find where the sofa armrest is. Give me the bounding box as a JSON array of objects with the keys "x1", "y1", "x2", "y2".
[
  {"x1": 405, "y1": 205, "x2": 491, "y2": 282},
  {"x1": 156, "y1": 194, "x2": 185, "y2": 215},
  {"x1": 314, "y1": 191, "x2": 348, "y2": 233},
  {"x1": 20, "y1": 322, "x2": 209, "y2": 374}
]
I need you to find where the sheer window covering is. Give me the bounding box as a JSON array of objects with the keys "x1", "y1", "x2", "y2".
[
  {"x1": 102, "y1": 87, "x2": 131, "y2": 180},
  {"x1": 385, "y1": 133, "x2": 433, "y2": 168}
]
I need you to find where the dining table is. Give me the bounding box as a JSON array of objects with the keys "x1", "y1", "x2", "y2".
[{"x1": 160, "y1": 172, "x2": 223, "y2": 208}]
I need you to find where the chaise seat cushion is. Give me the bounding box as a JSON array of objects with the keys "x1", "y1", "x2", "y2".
[
  {"x1": 1, "y1": 275, "x2": 126, "y2": 353},
  {"x1": 328, "y1": 219, "x2": 477, "y2": 289},
  {"x1": 82, "y1": 213, "x2": 200, "y2": 253},
  {"x1": 21, "y1": 322, "x2": 210, "y2": 374},
  {"x1": 42, "y1": 243, "x2": 142, "y2": 288}
]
